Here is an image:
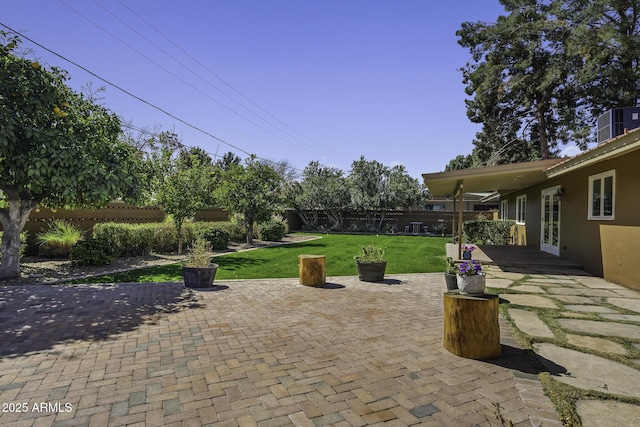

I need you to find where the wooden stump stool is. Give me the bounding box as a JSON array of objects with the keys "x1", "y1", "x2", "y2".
[
  {"x1": 443, "y1": 291, "x2": 501, "y2": 360},
  {"x1": 298, "y1": 255, "x2": 326, "y2": 287}
]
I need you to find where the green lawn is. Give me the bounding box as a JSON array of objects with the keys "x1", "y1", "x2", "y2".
[{"x1": 70, "y1": 233, "x2": 449, "y2": 283}]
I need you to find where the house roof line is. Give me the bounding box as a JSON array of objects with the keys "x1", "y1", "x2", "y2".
[
  {"x1": 422, "y1": 158, "x2": 565, "y2": 196},
  {"x1": 546, "y1": 127, "x2": 640, "y2": 177},
  {"x1": 423, "y1": 128, "x2": 640, "y2": 196}
]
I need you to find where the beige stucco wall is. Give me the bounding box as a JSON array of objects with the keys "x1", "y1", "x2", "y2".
[
  {"x1": 510, "y1": 224, "x2": 527, "y2": 245},
  {"x1": 600, "y1": 225, "x2": 640, "y2": 290},
  {"x1": 503, "y1": 148, "x2": 640, "y2": 287}
]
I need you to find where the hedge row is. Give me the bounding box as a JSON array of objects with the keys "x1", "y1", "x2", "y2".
[
  {"x1": 85, "y1": 218, "x2": 288, "y2": 257},
  {"x1": 462, "y1": 219, "x2": 515, "y2": 245},
  {"x1": 91, "y1": 221, "x2": 233, "y2": 256}
]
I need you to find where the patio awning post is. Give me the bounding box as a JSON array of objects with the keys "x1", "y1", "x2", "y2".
[
  {"x1": 452, "y1": 195, "x2": 456, "y2": 245},
  {"x1": 457, "y1": 181, "x2": 464, "y2": 260}
]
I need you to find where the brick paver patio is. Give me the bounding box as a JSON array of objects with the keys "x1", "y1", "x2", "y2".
[{"x1": 0, "y1": 274, "x2": 559, "y2": 426}]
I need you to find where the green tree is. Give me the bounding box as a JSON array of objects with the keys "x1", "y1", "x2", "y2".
[
  {"x1": 215, "y1": 151, "x2": 241, "y2": 171},
  {"x1": 458, "y1": 0, "x2": 586, "y2": 165},
  {"x1": 213, "y1": 156, "x2": 283, "y2": 245},
  {"x1": 348, "y1": 157, "x2": 424, "y2": 231},
  {"x1": 562, "y1": 0, "x2": 640, "y2": 115},
  {"x1": 152, "y1": 138, "x2": 216, "y2": 254},
  {"x1": 444, "y1": 154, "x2": 476, "y2": 171},
  {"x1": 0, "y1": 37, "x2": 145, "y2": 278},
  {"x1": 289, "y1": 161, "x2": 349, "y2": 230}
]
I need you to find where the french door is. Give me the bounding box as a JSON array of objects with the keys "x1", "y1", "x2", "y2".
[{"x1": 540, "y1": 186, "x2": 561, "y2": 256}]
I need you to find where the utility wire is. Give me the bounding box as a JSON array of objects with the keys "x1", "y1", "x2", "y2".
[
  {"x1": 0, "y1": 22, "x2": 304, "y2": 172},
  {"x1": 57, "y1": 0, "x2": 314, "y2": 154},
  {"x1": 114, "y1": 0, "x2": 332, "y2": 156},
  {"x1": 92, "y1": 0, "x2": 323, "y2": 155}
]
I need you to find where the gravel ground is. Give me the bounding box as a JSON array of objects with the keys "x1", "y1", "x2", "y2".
[{"x1": 1, "y1": 234, "x2": 319, "y2": 286}]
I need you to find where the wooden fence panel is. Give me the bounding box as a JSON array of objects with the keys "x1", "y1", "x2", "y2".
[
  {"x1": 285, "y1": 209, "x2": 484, "y2": 234},
  {"x1": 9, "y1": 202, "x2": 229, "y2": 249}
]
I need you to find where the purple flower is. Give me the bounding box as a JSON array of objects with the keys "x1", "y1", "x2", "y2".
[{"x1": 458, "y1": 260, "x2": 482, "y2": 276}]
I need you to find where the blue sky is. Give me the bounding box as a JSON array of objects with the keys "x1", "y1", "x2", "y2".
[{"x1": 2, "y1": 0, "x2": 551, "y2": 180}]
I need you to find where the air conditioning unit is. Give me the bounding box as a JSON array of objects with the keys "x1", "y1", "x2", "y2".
[{"x1": 597, "y1": 107, "x2": 640, "y2": 144}]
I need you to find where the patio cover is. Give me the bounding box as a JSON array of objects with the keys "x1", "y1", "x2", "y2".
[
  {"x1": 422, "y1": 158, "x2": 566, "y2": 197},
  {"x1": 422, "y1": 158, "x2": 565, "y2": 260}
]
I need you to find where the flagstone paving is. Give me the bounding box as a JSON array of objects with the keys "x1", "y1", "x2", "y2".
[
  {"x1": 556, "y1": 318, "x2": 640, "y2": 340},
  {"x1": 565, "y1": 334, "x2": 629, "y2": 356},
  {"x1": 499, "y1": 294, "x2": 559, "y2": 309},
  {"x1": 575, "y1": 400, "x2": 640, "y2": 427},
  {"x1": 507, "y1": 308, "x2": 554, "y2": 338},
  {"x1": 482, "y1": 261, "x2": 640, "y2": 427},
  {"x1": 608, "y1": 297, "x2": 640, "y2": 313},
  {"x1": 533, "y1": 343, "x2": 640, "y2": 398}
]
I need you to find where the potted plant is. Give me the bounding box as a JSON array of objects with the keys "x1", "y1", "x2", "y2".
[
  {"x1": 456, "y1": 260, "x2": 485, "y2": 295},
  {"x1": 444, "y1": 257, "x2": 458, "y2": 291},
  {"x1": 462, "y1": 244, "x2": 475, "y2": 260},
  {"x1": 354, "y1": 244, "x2": 387, "y2": 282},
  {"x1": 182, "y1": 237, "x2": 219, "y2": 288}
]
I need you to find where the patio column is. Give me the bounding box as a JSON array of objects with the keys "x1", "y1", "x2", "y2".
[
  {"x1": 452, "y1": 195, "x2": 456, "y2": 244},
  {"x1": 457, "y1": 181, "x2": 464, "y2": 260}
]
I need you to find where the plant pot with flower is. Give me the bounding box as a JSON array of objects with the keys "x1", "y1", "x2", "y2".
[
  {"x1": 444, "y1": 257, "x2": 458, "y2": 291},
  {"x1": 182, "y1": 237, "x2": 219, "y2": 288},
  {"x1": 462, "y1": 244, "x2": 475, "y2": 260},
  {"x1": 354, "y1": 244, "x2": 387, "y2": 282},
  {"x1": 456, "y1": 260, "x2": 486, "y2": 295}
]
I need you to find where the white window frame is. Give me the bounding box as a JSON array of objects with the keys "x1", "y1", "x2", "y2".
[
  {"x1": 500, "y1": 199, "x2": 508, "y2": 220},
  {"x1": 515, "y1": 195, "x2": 526, "y2": 225},
  {"x1": 588, "y1": 170, "x2": 615, "y2": 220}
]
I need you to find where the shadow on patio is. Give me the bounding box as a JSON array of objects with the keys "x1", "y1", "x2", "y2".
[{"x1": 0, "y1": 283, "x2": 203, "y2": 358}]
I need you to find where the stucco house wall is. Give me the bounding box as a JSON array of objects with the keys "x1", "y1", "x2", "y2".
[{"x1": 506, "y1": 148, "x2": 640, "y2": 287}]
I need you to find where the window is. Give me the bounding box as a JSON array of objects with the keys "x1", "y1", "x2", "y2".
[
  {"x1": 515, "y1": 195, "x2": 526, "y2": 224},
  {"x1": 500, "y1": 200, "x2": 508, "y2": 220},
  {"x1": 588, "y1": 170, "x2": 615, "y2": 220}
]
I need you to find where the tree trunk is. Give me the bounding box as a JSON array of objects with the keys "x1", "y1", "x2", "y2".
[
  {"x1": 246, "y1": 219, "x2": 254, "y2": 245},
  {"x1": 176, "y1": 220, "x2": 184, "y2": 255},
  {"x1": 535, "y1": 94, "x2": 550, "y2": 159},
  {"x1": 298, "y1": 255, "x2": 326, "y2": 287},
  {"x1": 0, "y1": 199, "x2": 37, "y2": 280},
  {"x1": 443, "y1": 292, "x2": 502, "y2": 360}
]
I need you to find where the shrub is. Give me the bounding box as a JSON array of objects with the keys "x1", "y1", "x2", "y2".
[
  {"x1": 183, "y1": 237, "x2": 213, "y2": 268},
  {"x1": 256, "y1": 219, "x2": 287, "y2": 241},
  {"x1": 36, "y1": 220, "x2": 83, "y2": 258},
  {"x1": 463, "y1": 219, "x2": 515, "y2": 245},
  {"x1": 221, "y1": 218, "x2": 247, "y2": 243},
  {"x1": 152, "y1": 220, "x2": 179, "y2": 254},
  {"x1": 92, "y1": 223, "x2": 154, "y2": 256},
  {"x1": 90, "y1": 220, "x2": 230, "y2": 255},
  {"x1": 70, "y1": 237, "x2": 119, "y2": 266},
  {"x1": 354, "y1": 244, "x2": 386, "y2": 263},
  {"x1": 192, "y1": 222, "x2": 230, "y2": 250}
]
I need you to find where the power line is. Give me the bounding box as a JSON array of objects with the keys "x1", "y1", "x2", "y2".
[
  {"x1": 114, "y1": 0, "x2": 331, "y2": 156},
  {"x1": 57, "y1": 0, "x2": 316, "y2": 154},
  {"x1": 0, "y1": 22, "x2": 304, "y2": 172},
  {"x1": 96, "y1": 0, "x2": 330, "y2": 157},
  {"x1": 92, "y1": 0, "x2": 320, "y2": 155}
]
